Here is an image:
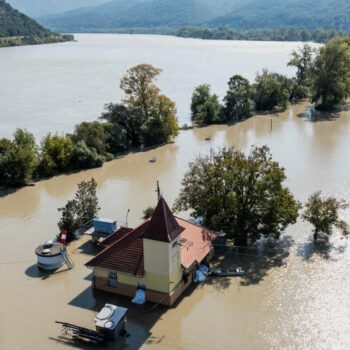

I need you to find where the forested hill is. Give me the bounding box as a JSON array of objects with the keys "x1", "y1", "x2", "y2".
[
  {"x1": 7, "y1": 0, "x2": 109, "y2": 18},
  {"x1": 39, "y1": 0, "x2": 350, "y2": 34},
  {"x1": 0, "y1": 1, "x2": 73, "y2": 47},
  {"x1": 0, "y1": 0, "x2": 51, "y2": 37},
  {"x1": 210, "y1": 0, "x2": 350, "y2": 32},
  {"x1": 38, "y1": 0, "x2": 250, "y2": 32}
]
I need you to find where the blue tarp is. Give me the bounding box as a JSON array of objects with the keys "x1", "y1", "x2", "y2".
[
  {"x1": 132, "y1": 289, "x2": 146, "y2": 305},
  {"x1": 194, "y1": 269, "x2": 206, "y2": 283}
]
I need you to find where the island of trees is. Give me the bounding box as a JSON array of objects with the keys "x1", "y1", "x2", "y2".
[
  {"x1": 0, "y1": 64, "x2": 178, "y2": 187},
  {"x1": 1, "y1": 36, "x2": 350, "y2": 189},
  {"x1": 191, "y1": 36, "x2": 350, "y2": 126},
  {"x1": 0, "y1": 1, "x2": 73, "y2": 48},
  {"x1": 174, "y1": 146, "x2": 349, "y2": 246}
]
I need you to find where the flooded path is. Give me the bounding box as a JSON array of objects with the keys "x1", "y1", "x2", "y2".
[{"x1": 1, "y1": 102, "x2": 350, "y2": 349}]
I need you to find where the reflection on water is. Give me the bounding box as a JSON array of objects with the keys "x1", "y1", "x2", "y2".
[{"x1": 1, "y1": 102, "x2": 350, "y2": 349}]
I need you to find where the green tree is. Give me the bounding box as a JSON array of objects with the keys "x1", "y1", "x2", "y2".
[
  {"x1": 253, "y1": 71, "x2": 290, "y2": 111},
  {"x1": 71, "y1": 140, "x2": 104, "y2": 169},
  {"x1": 174, "y1": 146, "x2": 300, "y2": 246},
  {"x1": 73, "y1": 121, "x2": 107, "y2": 154},
  {"x1": 223, "y1": 75, "x2": 255, "y2": 121},
  {"x1": 302, "y1": 191, "x2": 349, "y2": 241},
  {"x1": 38, "y1": 134, "x2": 73, "y2": 176},
  {"x1": 143, "y1": 95, "x2": 179, "y2": 145},
  {"x1": 58, "y1": 200, "x2": 79, "y2": 242},
  {"x1": 143, "y1": 206, "x2": 155, "y2": 220},
  {"x1": 101, "y1": 103, "x2": 145, "y2": 147},
  {"x1": 288, "y1": 44, "x2": 314, "y2": 87},
  {"x1": 312, "y1": 36, "x2": 350, "y2": 110},
  {"x1": 58, "y1": 178, "x2": 100, "y2": 242},
  {"x1": 102, "y1": 122, "x2": 128, "y2": 154},
  {"x1": 74, "y1": 178, "x2": 100, "y2": 225},
  {"x1": 0, "y1": 129, "x2": 38, "y2": 186},
  {"x1": 106, "y1": 64, "x2": 179, "y2": 146},
  {"x1": 120, "y1": 63, "x2": 162, "y2": 118},
  {"x1": 191, "y1": 84, "x2": 221, "y2": 124}
]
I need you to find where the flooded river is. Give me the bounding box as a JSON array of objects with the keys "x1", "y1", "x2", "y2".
[
  {"x1": 1, "y1": 36, "x2": 350, "y2": 349},
  {"x1": 0, "y1": 34, "x2": 316, "y2": 139},
  {"x1": 1, "y1": 102, "x2": 350, "y2": 349}
]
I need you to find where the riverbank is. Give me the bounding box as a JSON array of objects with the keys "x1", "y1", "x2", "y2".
[
  {"x1": 0, "y1": 34, "x2": 74, "y2": 48},
  {"x1": 1, "y1": 101, "x2": 350, "y2": 349}
]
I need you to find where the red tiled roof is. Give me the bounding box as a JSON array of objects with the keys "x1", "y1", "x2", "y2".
[
  {"x1": 86, "y1": 221, "x2": 149, "y2": 277},
  {"x1": 141, "y1": 197, "x2": 184, "y2": 243},
  {"x1": 98, "y1": 227, "x2": 133, "y2": 249},
  {"x1": 177, "y1": 217, "x2": 217, "y2": 269},
  {"x1": 86, "y1": 198, "x2": 217, "y2": 276}
]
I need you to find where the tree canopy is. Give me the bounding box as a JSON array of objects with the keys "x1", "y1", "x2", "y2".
[
  {"x1": 174, "y1": 146, "x2": 300, "y2": 245},
  {"x1": 223, "y1": 75, "x2": 254, "y2": 121},
  {"x1": 311, "y1": 36, "x2": 350, "y2": 110},
  {"x1": 191, "y1": 84, "x2": 221, "y2": 124},
  {"x1": 302, "y1": 191, "x2": 349, "y2": 241},
  {"x1": 58, "y1": 178, "x2": 100, "y2": 242}
]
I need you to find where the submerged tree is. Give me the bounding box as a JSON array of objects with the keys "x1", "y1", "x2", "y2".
[
  {"x1": 174, "y1": 146, "x2": 300, "y2": 245},
  {"x1": 223, "y1": 75, "x2": 255, "y2": 121},
  {"x1": 0, "y1": 129, "x2": 38, "y2": 186},
  {"x1": 143, "y1": 206, "x2": 155, "y2": 220},
  {"x1": 58, "y1": 178, "x2": 100, "y2": 242},
  {"x1": 252, "y1": 71, "x2": 290, "y2": 111},
  {"x1": 288, "y1": 44, "x2": 314, "y2": 87},
  {"x1": 312, "y1": 36, "x2": 350, "y2": 110},
  {"x1": 302, "y1": 191, "x2": 349, "y2": 241},
  {"x1": 102, "y1": 64, "x2": 179, "y2": 146},
  {"x1": 191, "y1": 84, "x2": 221, "y2": 124}
]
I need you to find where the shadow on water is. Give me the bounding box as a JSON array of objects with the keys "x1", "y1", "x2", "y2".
[
  {"x1": 297, "y1": 104, "x2": 350, "y2": 122},
  {"x1": 297, "y1": 236, "x2": 347, "y2": 262},
  {"x1": 213, "y1": 236, "x2": 294, "y2": 287},
  {"x1": 25, "y1": 264, "x2": 71, "y2": 279},
  {"x1": 0, "y1": 186, "x2": 20, "y2": 198},
  {"x1": 66, "y1": 285, "x2": 169, "y2": 349}
]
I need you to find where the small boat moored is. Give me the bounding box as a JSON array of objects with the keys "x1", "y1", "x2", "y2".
[{"x1": 210, "y1": 266, "x2": 245, "y2": 277}]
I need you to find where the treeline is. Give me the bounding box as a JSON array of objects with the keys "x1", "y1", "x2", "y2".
[
  {"x1": 0, "y1": 64, "x2": 179, "y2": 187},
  {"x1": 176, "y1": 27, "x2": 344, "y2": 44},
  {"x1": 0, "y1": 34, "x2": 74, "y2": 47},
  {"x1": 191, "y1": 36, "x2": 350, "y2": 125}
]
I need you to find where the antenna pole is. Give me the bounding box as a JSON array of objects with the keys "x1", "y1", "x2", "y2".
[{"x1": 156, "y1": 181, "x2": 161, "y2": 201}]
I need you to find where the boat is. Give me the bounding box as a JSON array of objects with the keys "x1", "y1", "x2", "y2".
[
  {"x1": 205, "y1": 136, "x2": 211, "y2": 141},
  {"x1": 209, "y1": 267, "x2": 245, "y2": 277},
  {"x1": 149, "y1": 157, "x2": 157, "y2": 163}
]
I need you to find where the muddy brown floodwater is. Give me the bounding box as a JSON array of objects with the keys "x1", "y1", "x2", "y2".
[{"x1": 1, "y1": 102, "x2": 350, "y2": 350}]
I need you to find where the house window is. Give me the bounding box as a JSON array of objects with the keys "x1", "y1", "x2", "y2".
[{"x1": 108, "y1": 271, "x2": 118, "y2": 288}]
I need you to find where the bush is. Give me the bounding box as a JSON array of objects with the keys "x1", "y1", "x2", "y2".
[{"x1": 71, "y1": 141, "x2": 104, "y2": 169}]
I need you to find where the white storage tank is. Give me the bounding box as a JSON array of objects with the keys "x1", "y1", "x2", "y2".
[
  {"x1": 35, "y1": 241, "x2": 66, "y2": 270},
  {"x1": 94, "y1": 304, "x2": 127, "y2": 340}
]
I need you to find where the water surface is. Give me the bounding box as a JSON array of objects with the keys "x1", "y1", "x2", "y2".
[
  {"x1": 0, "y1": 34, "x2": 315, "y2": 139},
  {"x1": 1, "y1": 102, "x2": 350, "y2": 350}
]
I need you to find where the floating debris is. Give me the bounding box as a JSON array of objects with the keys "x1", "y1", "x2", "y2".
[
  {"x1": 149, "y1": 157, "x2": 157, "y2": 163},
  {"x1": 205, "y1": 136, "x2": 211, "y2": 141}
]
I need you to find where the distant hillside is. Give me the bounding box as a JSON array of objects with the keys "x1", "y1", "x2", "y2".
[
  {"x1": 0, "y1": 1, "x2": 73, "y2": 47},
  {"x1": 39, "y1": 0, "x2": 350, "y2": 35},
  {"x1": 38, "y1": 0, "x2": 250, "y2": 32},
  {"x1": 210, "y1": 0, "x2": 350, "y2": 32},
  {"x1": 7, "y1": 0, "x2": 109, "y2": 18}
]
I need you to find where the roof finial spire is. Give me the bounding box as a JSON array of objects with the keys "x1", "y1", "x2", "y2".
[{"x1": 156, "y1": 180, "x2": 161, "y2": 201}]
